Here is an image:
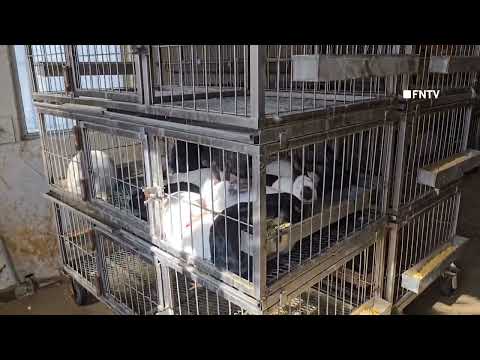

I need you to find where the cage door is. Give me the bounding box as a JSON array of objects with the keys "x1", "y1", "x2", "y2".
[
  {"x1": 70, "y1": 45, "x2": 144, "y2": 103},
  {"x1": 80, "y1": 121, "x2": 151, "y2": 235}
]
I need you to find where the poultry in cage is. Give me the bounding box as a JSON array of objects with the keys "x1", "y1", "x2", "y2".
[
  {"x1": 158, "y1": 139, "x2": 381, "y2": 274},
  {"x1": 64, "y1": 150, "x2": 115, "y2": 202}
]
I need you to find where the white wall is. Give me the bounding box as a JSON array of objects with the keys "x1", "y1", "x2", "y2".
[{"x1": 0, "y1": 46, "x2": 59, "y2": 291}]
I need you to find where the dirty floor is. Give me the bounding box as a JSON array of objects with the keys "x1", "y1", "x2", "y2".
[
  {"x1": 0, "y1": 279, "x2": 111, "y2": 315},
  {"x1": 1, "y1": 171, "x2": 480, "y2": 315}
]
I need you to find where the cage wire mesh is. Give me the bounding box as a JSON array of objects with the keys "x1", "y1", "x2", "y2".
[
  {"x1": 39, "y1": 114, "x2": 81, "y2": 198},
  {"x1": 27, "y1": 45, "x2": 480, "y2": 120},
  {"x1": 39, "y1": 112, "x2": 149, "y2": 223},
  {"x1": 82, "y1": 125, "x2": 148, "y2": 222},
  {"x1": 272, "y1": 234, "x2": 384, "y2": 315},
  {"x1": 53, "y1": 202, "x2": 97, "y2": 290},
  {"x1": 412, "y1": 45, "x2": 480, "y2": 93},
  {"x1": 74, "y1": 45, "x2": 138, "y2": 95},
  {"x1": 26, "y1": 45, "x2": 67, "y2": 94},
  {"x1": 52, "y1": 202, "x2": 159, "y2": 315},
  {"x1": 26, "y1": 45, "x2": 138, "y2": 96},
  {"x1": 97, "y1": 233, "x2": 159, "y2": 315},
  {"x1": 393, "y1": 104, "x2": 470, "y2": 209},
  {"x1": 149, "y1": 45, "x2": 411, "y2": 119},
  {"x1": 390, "y1": 190, "x2": 459, "y2": 303},
  {"x1": 161, "y1": 229, "x2": 383, "y2": 315},
  {"x1": 150, "y1": 118, "x2": 389, "y2": 290},
  {"x1": 32, "y1": 44, "x2": 480, "y2": 315},
  {"x1": 165, "y1": 269, "x2": 249, "y2": 315}
]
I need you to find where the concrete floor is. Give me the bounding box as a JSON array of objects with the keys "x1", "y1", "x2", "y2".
[
  {"x1": 1, "y1": 171, "x2": 479, "y2": 315},
  {"x1": 0, "y1": 278, "x2": 111, "y2": 315}
]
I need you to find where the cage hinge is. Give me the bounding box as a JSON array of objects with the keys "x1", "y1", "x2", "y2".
[
  {"x1": 63, "y1": 64, "x2": 74, "y2": 93},
  {"x1": 73, "y1": 125, "x2": 83, "y2": 150},
  {"x1": 279, "y1": 132, "x2": 289, "y2": 150}
]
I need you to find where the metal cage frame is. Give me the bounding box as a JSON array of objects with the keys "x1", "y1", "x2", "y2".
[
  {"x1": 49, "y1": 195, "x2": 161, "y2": 315},
  {"x1": 27, "y1": 44, "x2": 480, "y2": 316},
  {"x1": 389, "y1": 98, "x2": 474, "y2": 217},
  {"x1": 154, "y1": 227, "x2": 387, "y2": 315},
  {"x1": 384, "y1": 184, "x2": 461, "y2": 310},
  {"x1": 35, "y1": 99, "x2": 394, "y2": 311},
  {"x1": 27, "y1": 45, "x2": 480, "y2": 131}
]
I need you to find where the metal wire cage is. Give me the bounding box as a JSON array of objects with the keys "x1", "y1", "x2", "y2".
[
  {"x1": 26, "y1": 45, "x2": 480, "y2": 129},
  {"x1": 384, "y1": 185, "x2": 460, "y2": 307},
  {"x1": 268, "y1": 232, "x2": 386, "y2": 315},
  {"x1": 411, "y1": 45, "x2": 480, "y2": 94},
  {"x1": 146, "y1": 45, "x2": 415, "y2": 128},
  {"x1": 35, "y1": 100, "x2": 392, "y2": 307},
  {"x1": 157, "y1": 264, "x2": 251, "y2": 315},
  {"x1": 26, "y1": 45, "x2": 141, "y2": 102},
  {"x1": 145, "y1": 109, "x2": 393, "y2": 305},
  {"x1": 26, "y1": 45, "x2": 422, "y2": 129},
  {"x1": 38, "y1": 110, "x2": 151, "y2": 239},
  {"x1": 26, "y1": 45, "x2": 68, "y2": 94},
  {"x1": 390, "y1": 101, "x2": 472, "y2": 213},
  {"x1": 155, "y1": 226, "x2": 386, "y2": 315},
  {"x1": 51, "y1": 200, "x2": 160, "y2": 315}
]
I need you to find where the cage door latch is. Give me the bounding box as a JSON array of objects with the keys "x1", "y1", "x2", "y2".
[{"x1": 143, "y1": 186, "x2": 162, "y2": 204}]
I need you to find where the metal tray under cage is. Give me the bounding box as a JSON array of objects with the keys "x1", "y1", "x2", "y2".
[
  {"x1": 384, "y1": 184, "x2": 461, "y2": 309},
  {"x1": 51, "y1": 198, "x2": 160, "y2": 315}
]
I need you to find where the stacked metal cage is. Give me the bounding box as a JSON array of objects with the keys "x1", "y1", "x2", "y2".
[
  {"x1": 383, "y1": 45, "x2": 480, "y2": 311},
  {"x1": 29, "y1": 45, "x2": 480, "y2": 315}
]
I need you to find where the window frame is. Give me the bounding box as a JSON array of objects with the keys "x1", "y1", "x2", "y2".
[{"x1": 10, "y1": 45, "x2": 40, "y2": 140}]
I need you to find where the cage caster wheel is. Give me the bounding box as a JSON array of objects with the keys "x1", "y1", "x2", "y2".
[
  {"x1": 70, "y1": 279, "x2": 91, "y2": 306},
  {"x1": 440, "y1": 263, "x2": 459, "y2": 298}
]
